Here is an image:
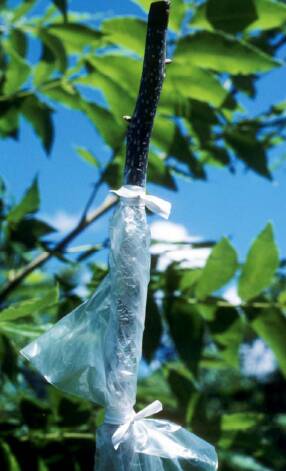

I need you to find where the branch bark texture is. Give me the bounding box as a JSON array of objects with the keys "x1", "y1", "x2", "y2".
[{"x1": 124, "y1": 1, "x2": 170, "y2": 187}]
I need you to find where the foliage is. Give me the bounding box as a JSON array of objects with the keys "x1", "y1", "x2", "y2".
[{"x1": 0, "y1": 0, "x2": 286, "y2": 470}]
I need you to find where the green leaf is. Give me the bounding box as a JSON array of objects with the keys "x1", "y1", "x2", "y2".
[
  {"x1": 0, "y1": 285, "x2": 59, "y2": 322},
  {"x1": 39, "y1": 30, "x2": 67, "y2": 72},
  {"x1": 143, "y1": 292, "x2": 162, "y2": 362},
  {"x1": 0, "y1": 441, "x2": 21, "y2": 471},
  {"x1": 9, "y1": 28, "x2": 27, "y2": 57},
  {"x1": 166, "y1": 299, "x2": 204, "y2": 375},
  {"x1": 101, "y1": 17, "x2": 146, "y2": 56},
  {"x1": 148, "y1": 152, "x2": 177, "y2": 190},
  {"x1": 12, "y1": 0, "x2": 36, "y2": 21},
  {"x1": 208, "y1": 307, "x2": 244, "y2": 367},
  {"x1": 82, "y1": 101, "x2": 125, "y2": 150},
  {"x1": 195, "y1": 238, "x2": 238, "y2": 299},
  {"x1": 222, "y1": 412, "x2": 263, "y2": 431},
  {"x1": 152, "y1": 117, "x2": 206, "y2": 179},
  {"x1": 75, "y1": 146, "x2": 100, "y2": 167},
  {"x1": 33, "y1": 31, "x2": 67, "y2": 87},
  {"x1": 238, "y1": 223, "x2": 279, "y2": 301},
  {"x1": 200, "y1": 0, "x2": 258, "y2": 33},
  {"x1": 131, "y1": 0, "x2": 186, "y2": 32},
  {"x1": 77, "y1": 66, "x2": 135, "y2": 118},
  {"x1": 167, "y1": 364, "x2": 197, "y2": 410},
  {"x1": 0, "y1": 322, "x2": 52, "y2": 338},
  {"x1": 52, "y1": 0, "x2": 68, "y2": 20},
  {"x1": 180, "y1": 269, "x2": 203, "y2": 293},
  {"x1": 43, "y1": 82, "x2": 82, "y2": 109},
  {"x1": 102, "y1": 153, "x2": 124, "y2": 188},
  {"x1": 137, "y1": 370, "x2": 176, "y2": 409},
  {"x1": 7, "y1": 179, "x2": 40, "y2": 224},
  {"x1": 161, "y1": 62, "x2": 228, "y2": 109},
  {"x1": 3, "y1": 46, "x2": 30, "y2": 96},
  {"x1": 0, "y1": 104, "x2": 19, "y2": 138},
  {"x1": 86, "y1": 55, "x2": 141, "y2": 95},
  {"x1": 175, "y1": 31, "x2": 280, "y2": 75},
  {"x1": 48, "y1": 23, "x2": 104, "y2": 53},
  {"x1": 9, "y1": 218, "x2": 56, "y2": 249},
  {"x1": 21, "y1": 95, "x2": 54, "y2": 153},
  {"x1": 225, "y1": 127, "x2": 271, "y2": 179},
  {"x1": 223, "y1": 452, "x2": 273, "y2": 471},
  {"x1": 249, "y1": 0, "x2": 286, "y2": 30},
  {"x1": 191, "y1": 0, "x2": 286, "y2": 32},
  {"x1": 249, "y1": 308, "x2": 286, "y2": 377}
]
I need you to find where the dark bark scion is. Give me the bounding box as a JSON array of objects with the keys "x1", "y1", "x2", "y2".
[{"x1": 124, "y1": 1, "x2": 170, "y2": 187}]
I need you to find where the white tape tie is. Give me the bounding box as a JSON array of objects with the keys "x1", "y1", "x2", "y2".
[
  {"x1": 111, "y1": 400, "x2": 163, "y2": 450},
  {"x1": 110, "y1": 186, "x2": 171, "y2": 220}
]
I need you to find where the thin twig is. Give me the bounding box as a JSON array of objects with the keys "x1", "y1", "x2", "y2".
[{"x1": 0, "y1": 194, "x2": 117, "y2": 304}]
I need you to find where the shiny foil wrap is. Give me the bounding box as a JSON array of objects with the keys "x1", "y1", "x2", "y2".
[{"x1": 21, "y1": 189, "x2": 218, "y2": 471}]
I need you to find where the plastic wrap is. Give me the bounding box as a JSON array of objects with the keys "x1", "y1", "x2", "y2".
[{"x1": 21, "y1": 187, "x2": 218, "y2": 471}]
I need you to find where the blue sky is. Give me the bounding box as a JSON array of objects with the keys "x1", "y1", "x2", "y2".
[{"x1": 1, "y1": 0, "x2": 286, "y2": 270}]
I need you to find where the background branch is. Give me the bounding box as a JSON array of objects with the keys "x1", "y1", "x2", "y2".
[{"x1": 0, "y1": 194, "x2": 117, "y2": 304}]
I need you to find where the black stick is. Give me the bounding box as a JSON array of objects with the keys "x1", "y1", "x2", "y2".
[{"x1": 124, "y1": 1, "x2": 170, "y2": 187}]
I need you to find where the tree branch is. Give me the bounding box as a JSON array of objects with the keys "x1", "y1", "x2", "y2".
[
  {"x1": 124, "y1": 0, "x2": 170, "y2": 187},
  {"x1": 0, "y1": 194, "x2": 117, "y2": 304}
]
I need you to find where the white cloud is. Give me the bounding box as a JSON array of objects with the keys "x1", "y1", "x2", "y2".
[
  {"x1": 45, "y1": 211, "x2": 79, "y2": 233},
  {"x1": 150, "y1": 220, "x2": 210, "y2": 270},
  {"x1": 223, "y1": 285, "x2": 241, "y2": 306},
  {"x1": 151, "y1": 220, "x2": 196, "y2": 243}
]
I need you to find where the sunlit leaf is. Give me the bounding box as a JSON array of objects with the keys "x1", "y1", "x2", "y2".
[
  {"x1": 12, "y1": 0, "x2": 36, "y2": 21},
  {"x1": 195, "y1": 238, "x2": 238, "y2": 299},
  {"x1": 248, "y1": 307, "x2": 286, "y2": 377},
  {"x1": 7, "y1": 178, "x2": 40, "y2": 224},
  {"x1": 175, "y1": 31, "x2": 280, "y2": 75},
  {"x1": 101, "y1": 17, "x2": 146, "y2": 56},
  {"x1": 0, "y1": 285, "x2": 59, "y2": 322},
  {"x1": 222, "y1": 412, "x2": 263, "y2": 431},
  {"x1": 3, "y1": 46, "x2": 30, "y2": 96},
  {"x1": 75, "y1": 146, "x2": 100, "y2": 167},
  {"x1": 82, "y1": 101, "x2": 125, "y2": 150},
  {"x1": 239, "y1": 223, "x2": 279, "y2": 301},
  {"x1": 77, "y1": 67, "x2": 135, "y2": 118},
  {"x1": 48, "y1": 23, "x2": 104, "y2": 53},
  {"x1": 162, "y1": 62, "x2": 228, "y2": 109}
]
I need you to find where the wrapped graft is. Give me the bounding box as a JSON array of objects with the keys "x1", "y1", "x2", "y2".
[{"x1": 21, "y1": 188, "x2": 218, "y2": 471}]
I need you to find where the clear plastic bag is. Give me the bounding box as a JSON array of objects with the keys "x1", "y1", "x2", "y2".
[{"x1": 21, "y1": 189, "x2": 218, "y2": 471}]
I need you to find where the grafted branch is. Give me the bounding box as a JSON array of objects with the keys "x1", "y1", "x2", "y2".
[{"x1": 124, "y1": 1, "x2": 170, "y2": 187}]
